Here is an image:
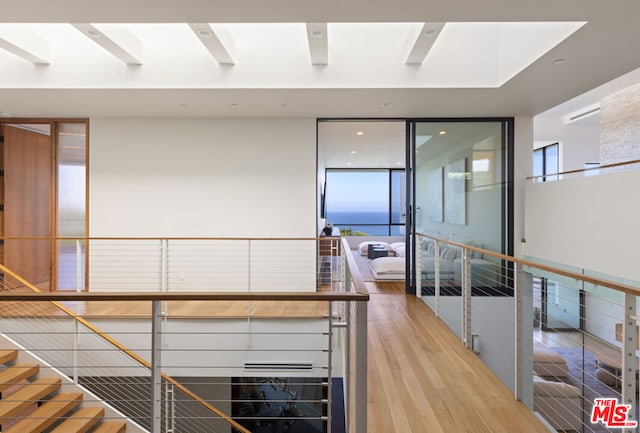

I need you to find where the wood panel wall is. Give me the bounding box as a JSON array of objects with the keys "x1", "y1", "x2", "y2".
[{"x1": 3, "y1": 125, "x2": 52, "y2": 286}]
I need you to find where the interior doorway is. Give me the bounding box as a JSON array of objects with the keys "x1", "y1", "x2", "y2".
[{"x1": 0, "y1": 121, "x2": 87, "y2": 291}]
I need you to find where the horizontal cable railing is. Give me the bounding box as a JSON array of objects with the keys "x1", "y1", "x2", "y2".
[
  {"x1": 0, "y1": 236, "x2": 344, "y2": 294},
  {"x1": 416, "y1": 232, "x2": 640, "y2": 433},
  {"x1": 0, "y1": 236, "x2": 368, "y2": 433},
  {"x1": 526, "y1": 158, "x2": 640, "y2": 183}
]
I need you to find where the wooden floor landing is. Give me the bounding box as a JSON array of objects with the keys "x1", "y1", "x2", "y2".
[{"x1": 367, "y1": 281, "x2": 550, "y2": 433}]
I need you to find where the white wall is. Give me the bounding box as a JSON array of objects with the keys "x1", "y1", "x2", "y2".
[
  {"x1": 524, "y1": 170, "x2": 640, "y2": 282},
  {"x1": 534, "y1": 115, "x2": 600, "y2": 171},
  {"x1": 421, "y1": 295, "x2": 515, "y2": 392},
  {"x1": 514, "y1": 116, "x2": 533, "y2": 258},
  {"x1": 90, "y1": 118, "x2": 316, "y2": 238}
]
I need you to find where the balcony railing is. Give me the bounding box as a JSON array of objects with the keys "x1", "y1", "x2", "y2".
[
  {"x1": 0, "y1": 236, "x2": 369, "y2": 433},
  {"x1": 526, "y1": 157, "x2": 640, "y2": 183},
  {"x1": 416, "y1": 232, "x2": 640, "y2": 433},
  {"x1": 0, "y1": 236, "x2": 345, "y2": 294}
]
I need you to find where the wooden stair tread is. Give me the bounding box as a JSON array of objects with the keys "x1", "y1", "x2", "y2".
[
  {"x1": 0, "y1": 364, "x2": 39, "y2": 392},
  {"x1": 49, "y1": 406, "x2": 105, "y2": 433},
  {"x1": 0, "y1": 377, "x2": 61, "y2": 423},
  {"x1": 0, "y1": 350, "x2": 18, "y2": 365},
  {"x1": 92, "y1": 422, "x2": 127, "y2": 433},
  {"x1": 4, "y1": 392, "x2": 83, "y2": 433}
]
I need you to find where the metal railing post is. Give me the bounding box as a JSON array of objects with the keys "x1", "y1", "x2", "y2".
[
  {"x1": 344, "y1": 301, "x2": 352, "y2": 430},
  {"x1": 73, "y1": 239, "x2": 82, "y2": 384},
  {"x1": 340, "y1": 240, "x2": 346, "y2": 292},
  {"x1": 327, "y1": 302, "x2": 333, "y2": 433},
  {"x1": 353, "y1": 300, "x2": 367, "y2": 433},
  {"x1": 462, "y1": 248, "x2": 472, "y2": 349},
  {"x1": 161, "y1": 239, "x2": 169, "y2": 316},
  {"x1": 434, "y1": 242, "x2": 440, "y2": 316},
  {"x1": 515, "y1": 264, "x2": 534, "y2": 409},
  {"x1": 622, "y1": 293, "x2": 637, "y2": 433},
  {"x1": 75, "y1": 239, "x2": 82, "y2": 292},
  {"x1": 151, "y1": 300, "x2": 162, "y2": 433},
  {"x1": 165, "y1": 381, "x2": 175, "y2": 433}
]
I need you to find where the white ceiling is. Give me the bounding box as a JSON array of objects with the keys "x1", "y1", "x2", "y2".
[{"x1": 0, "y1": 0, "x2": 639, "y2": 119}]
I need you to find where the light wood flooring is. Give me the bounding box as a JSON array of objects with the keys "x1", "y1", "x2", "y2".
[
  {"x1": 535, "y1": 328, "x2": 626, "y2": 370},
  {"x1": 367, "y1": 280, "x2": 550, "y2": 433}
]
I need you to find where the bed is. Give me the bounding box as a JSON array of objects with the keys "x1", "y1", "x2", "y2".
[{"x1": 369, "y1": 256, "x2": 406, "y2": 280}]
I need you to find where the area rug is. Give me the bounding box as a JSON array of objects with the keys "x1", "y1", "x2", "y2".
[{"x1": 551, "y1": 347, "x2": 633, "y2": 433}]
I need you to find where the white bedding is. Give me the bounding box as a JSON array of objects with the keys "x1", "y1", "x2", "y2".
[{"x1": 369, "y1": 257, "x2": 406, "y2": 280}]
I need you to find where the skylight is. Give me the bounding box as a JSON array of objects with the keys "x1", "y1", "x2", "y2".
[{"x1": 0, "y1": 21, "x2": 586, "y2": 89}]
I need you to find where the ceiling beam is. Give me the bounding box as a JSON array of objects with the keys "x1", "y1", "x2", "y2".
[
  {"x1": 306, "y1": 23, "x2": 328, "y2": 65},
  {"x1": 405, "y1": 22, "x2": 445, "y2": 64},
  {"x1": 72, "y1": 23, "x2": 143, "y2": 65},
  {"x1": 0, "y1": 28, "x2": 50, "y2": 64},
  {"x1": 188, "y1": 23, "x2": 234, "y2": 65}
]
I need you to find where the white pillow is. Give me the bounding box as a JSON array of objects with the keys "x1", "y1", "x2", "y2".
[
  {"x1": 394, "y1": 246, "x2": 406, "y2": 257},
  {"x1": 390, "y1": 242, "x2": 405, "y2": 251},
  {"x1": 440, "y1": 247, "x2": 457, "y2": 262}
]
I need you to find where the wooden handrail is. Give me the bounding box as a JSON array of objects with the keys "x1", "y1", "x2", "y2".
[
  {"x1": 416, "y1": 233, "x2": 640, "y2": 296},
  {"x1": 0, "y1": 264, "x2": 253, "y2": 433},
  {"x1": 341, "y1": 238, "x2": 369, "y2": 296},
  {"x1": 526, "y1": 158, "x2": 640, "y2": 181},
  {"x1": 0, "y1": 236, "x2": 330, "y2": 241}
]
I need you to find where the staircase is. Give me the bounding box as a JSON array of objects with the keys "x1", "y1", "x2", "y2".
[{"x1": 0, "y1": 349, "x2": 127, "y2": 433}]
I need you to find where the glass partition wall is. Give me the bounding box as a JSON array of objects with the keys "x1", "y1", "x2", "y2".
[
  {"x1": 56, "y1": 123, "x2": 88, "y2": 290},
  {"x1": 412, "y1": 120, "x2": 510, "y2": 299},
  {"x1": 317, "y1": 119, "x2": 512, "y2": 296}
]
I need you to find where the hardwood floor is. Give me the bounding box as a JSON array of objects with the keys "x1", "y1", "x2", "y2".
[{"x1": 368, "y1": 281, "x2": 550, "y2": 433}]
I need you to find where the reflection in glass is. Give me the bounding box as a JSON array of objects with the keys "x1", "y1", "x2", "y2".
[{"x1": 57, "y1": 123, "x2": 86, "y2": 290}]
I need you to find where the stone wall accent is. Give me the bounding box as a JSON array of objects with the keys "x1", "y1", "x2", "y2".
[{"x1": 600, "y1": 82, "x2": 640, "y2": 165}]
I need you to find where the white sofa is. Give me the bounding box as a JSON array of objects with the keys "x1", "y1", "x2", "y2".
[
  {"x1": 533, "y1": 342, "x2": 569, "y2": 379},
  {"x1": 533, "y1": 375, "x2": 582, "y2": 432},
  {"x1": 418, "y1": 238, "x2": 500, "y2": 287},
  {"x1": 364, "y1": 238, "x2": 501, "y2": 285}
]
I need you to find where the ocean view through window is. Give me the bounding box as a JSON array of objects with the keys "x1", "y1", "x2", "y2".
[{"x1": 324, "y1": 169, "x2": 405, "y2": 235}]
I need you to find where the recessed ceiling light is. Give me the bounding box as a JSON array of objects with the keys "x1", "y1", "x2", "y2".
[
  {"x1": 346, "y1": 162, "x2": 353, "y2": 166},
  {"x1": 552, "y1": 58, "x2": 566, "y2": 65},
  {"x1": 197, "y1": 28, "x2": 212, "y2": 37},
  {"x1": 382, "y1": 102, "x2": 392, "y2": 108},
  {"x1": 439, "y1": 130, "x2": 447, "y2": 135},
  {"x1": 350, "y1": 150, "x2": 357, "y2": 154},
  {"x1": 85, "y1": 29, "x2": 101, "y2": 38},
  {"x1": 356, "y1": 131, "x2": 364, "y2": 136},
  {"x1": 424, "y1": 29, "x2": 438, "y2": 36},
  {"x1": 179, "y1": 103, "x2": 188, "y2": 108},
  {"x1": 230, "y1": 103, "x2": 239, "y2": 107},
  {"x1": 280, "y1": 103, "x2": 288, "y2": 108},
  {"x1": 396, "y1": 162, "x2": 403, "y2": 166},
  {"x1": 311, "y1": 30, "x2": 324, "y2": 38}
]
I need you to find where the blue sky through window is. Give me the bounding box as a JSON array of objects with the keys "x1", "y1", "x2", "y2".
[{"x1": 325, "y1": 171, "x2": 389, "y2": 213}]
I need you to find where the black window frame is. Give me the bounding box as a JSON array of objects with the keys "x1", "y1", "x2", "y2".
[
  {"x1": 533, "y1": 142, "x2": 559, "y2": 182},
  {"x1": 323, "y1": 167, "x2": 406, "y2": 236}
]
